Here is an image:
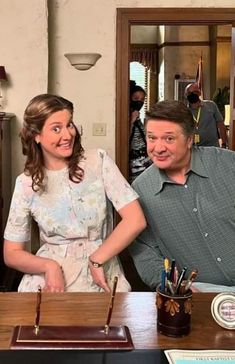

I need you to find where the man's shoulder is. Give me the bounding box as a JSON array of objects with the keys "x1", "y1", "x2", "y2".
[
  {"x1": 195, "y1": 146, "x2": 235, "y2": 165},
  {"x1": 132, "y1": 164, "x2": 158, "y2": 190}
]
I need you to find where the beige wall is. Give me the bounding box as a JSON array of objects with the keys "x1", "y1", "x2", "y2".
[{"x1": 0, "y1": 0, "x2": 234, "y2": 188}]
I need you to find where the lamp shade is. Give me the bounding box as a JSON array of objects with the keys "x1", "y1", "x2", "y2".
[
  {"x1": 64, "y1": 53, "x2": 101, "y2": 71},
  {"x1": 0, "y1": 66, "x2": 7, "y2": 81}
]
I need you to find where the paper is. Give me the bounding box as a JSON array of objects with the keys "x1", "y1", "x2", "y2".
[{"x1": 165, "y1": 350, "x2": 235, "y2": 364}]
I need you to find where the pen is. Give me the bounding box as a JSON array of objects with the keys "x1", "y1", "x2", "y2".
[
  {"x1": 185, "y1": 269, "x2": 198, "y2": 291},
  {"x1": 166, "y1": 279, "x2": 175, "y2": 295},
  {"x1": 169, "y1": 259, "x2": 176, "y2": 282},
  {"x1": 34, "y1": 286, "x2": 42, "y2": 335},
  {"x1": 176, "y1": 267, "x2": 187, "y2": 294},
  {"x1": 164, "y1": 258, "x2": 170, "y2": 278},
  {"x1": 104, "y1": 276, "x2": 118, "y2": 335},
  {"x1": 161, "y1": 269, "x2": 167, "y2": 292}
]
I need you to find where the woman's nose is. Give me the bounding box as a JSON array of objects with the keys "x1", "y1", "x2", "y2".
[{"x1": 62, "y1": 127, "x2": 73, "y2": 139}]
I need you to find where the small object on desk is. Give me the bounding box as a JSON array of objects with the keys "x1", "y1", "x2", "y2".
[
  {"x1": 34, "y1": 286, "x2": 42, "y2": 335},
  {"x1": 10, "y1": 276, "x2": 133, "y2": 350},
  {"x1": 104, "y1": 276, "x2": 118, "y2": 335},
  {"x1": 211, "y1": 292, "x2": 235, "y2": 330}
]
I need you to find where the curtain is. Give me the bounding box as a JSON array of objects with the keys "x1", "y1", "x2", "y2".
[{"x1": 130, "y1": 45, "x2": 158, "y2": 74}]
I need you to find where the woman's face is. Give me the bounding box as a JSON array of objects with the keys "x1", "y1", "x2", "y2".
[
  {"x1": 35, "y1": 109, "x2": 76, "y2": 169},
  {"x1": 130, "y1": 91, "x2": 145, "y2": 111}
]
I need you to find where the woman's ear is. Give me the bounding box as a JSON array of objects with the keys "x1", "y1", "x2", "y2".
[{"x1": 35, "y1": 135, "x2": 40, "y2": 144}]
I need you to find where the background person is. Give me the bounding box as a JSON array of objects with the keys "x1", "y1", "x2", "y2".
[
  {"x1": 129, "y1": 99, "x2": 235, "y2": 292},
  {"x1": 129, "y1": 82, "x2": 152, "y2": 183},
  {"x1": 185, "y1": 82, "x2": 227, "y2": 148},
  {"x1": 4, "y1": 94, "x2": 146, "y2": 293}
]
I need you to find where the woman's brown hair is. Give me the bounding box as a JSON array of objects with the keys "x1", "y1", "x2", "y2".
[{"x1": 20, "y1": 94, "x2": 84, "y2": 191}]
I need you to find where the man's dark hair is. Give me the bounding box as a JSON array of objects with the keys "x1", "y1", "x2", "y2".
[{"x1": 146, "y1": 100, "x2": 195, "y2": 137}]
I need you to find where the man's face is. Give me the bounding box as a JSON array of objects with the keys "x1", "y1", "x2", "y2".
[{"x1": 146, "y1": 120, "x2": 193, "y2": 173}]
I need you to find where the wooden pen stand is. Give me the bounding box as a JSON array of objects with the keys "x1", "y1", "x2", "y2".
[{"x1": 10, "y1": 325, "x2": 134, "y2": 350}]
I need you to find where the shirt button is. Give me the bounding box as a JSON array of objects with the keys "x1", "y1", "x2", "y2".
[
  {"x1": 184, "y1": 185, "x2": 188, "y2": 188},
  {"x1": 193, "y1": 208, "x2": 198, "y2": 212},
  {"x1": 217, "y1": 257, "x2": 222, "y2": 262},
  {"x1": 204, "y1": 233, "x2": 209, "y2": 237}
]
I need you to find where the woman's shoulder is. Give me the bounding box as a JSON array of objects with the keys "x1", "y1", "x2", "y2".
[
  {"x1": 84, "y1": 148, "x2": 108, "y2": 160},
  {"x1": 15, "y1": 172, "x2": 33, "y2": 191}
]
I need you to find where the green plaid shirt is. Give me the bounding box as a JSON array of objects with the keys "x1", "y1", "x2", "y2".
[{"x1": 130, "y1": 146, "x2": 235, "y2": 290}]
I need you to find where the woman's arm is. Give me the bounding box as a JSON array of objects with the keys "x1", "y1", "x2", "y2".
[
  {"x1": 4, "y1": 241, "x2": 65, "y2": 292},
  {"x1": 89, "y1": 199, "x2": 146, "y2": 291}
]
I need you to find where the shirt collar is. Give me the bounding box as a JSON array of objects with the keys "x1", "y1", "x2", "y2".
[{"x1": 151, "y1": 147, "x2": 209, "y2": 195}]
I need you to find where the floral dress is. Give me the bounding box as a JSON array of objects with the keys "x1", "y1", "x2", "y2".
[{"x1": 4, "y1": 149, "x2": 138, "y2": 292}]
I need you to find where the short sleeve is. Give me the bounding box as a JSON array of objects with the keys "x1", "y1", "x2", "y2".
[
  {"x1": 98, "y1": 149, "x2": 139, "y2": 211},
  {"x1": 4, "y1": 175, "x2": 32, "y2": 242}
]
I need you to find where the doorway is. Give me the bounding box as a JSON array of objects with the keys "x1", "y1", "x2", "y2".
[
  {"x1": 116, "y1": 8, "x2": 235, "y2": 290},
  {"x1": 116, "y1": 8, "x2": 235, "y2": 179}
]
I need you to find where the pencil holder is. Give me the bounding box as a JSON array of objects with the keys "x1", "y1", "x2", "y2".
[{"x1": 156, "y1": 286, "x2": 192, "y2": 337}]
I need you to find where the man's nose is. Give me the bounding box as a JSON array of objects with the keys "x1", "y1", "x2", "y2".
[{"x1": 153, "y1": 139, "x2": 167, "y2": 152}]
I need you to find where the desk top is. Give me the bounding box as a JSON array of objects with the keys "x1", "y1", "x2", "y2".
[{"x1": 0, "y1": 292, "x2": 234, "y2": 350}]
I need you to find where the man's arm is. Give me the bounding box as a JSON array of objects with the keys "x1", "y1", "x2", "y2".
[
  {"x1": 217, "y1": 121, "x2": 228, "y2": 147},
  {"x1": 128, "y1": 226, "x2": 164, "y2": 290}
]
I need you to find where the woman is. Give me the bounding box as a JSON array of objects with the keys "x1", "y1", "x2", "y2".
[
  {"x1": 4, "y1": 94, "x2": 146, "y2": 292},
  {"x1": 129, "y1": 84, "x2": 152, "y2": 183}
]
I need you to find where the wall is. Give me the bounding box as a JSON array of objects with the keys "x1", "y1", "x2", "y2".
[
  {"x1": 1, "y1": 0, "x2": 235, "y2": 189},
  {"x1": 0, "y1": 0, "x2": 48, "y2": 184}
]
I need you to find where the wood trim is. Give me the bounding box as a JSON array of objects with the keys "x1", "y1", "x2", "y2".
[
  {"x1": 158, "y1": 41, "x2": 210, "y2": 48},
  {"x1": 116, "y1": 8, "x2": 235, "y2": 178}
]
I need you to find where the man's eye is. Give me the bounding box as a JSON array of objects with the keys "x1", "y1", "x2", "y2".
[
  {"x1": 147, "y1": 135, "x2": 155, "y2": 141},
  {"x1": 165, "y1": 136, "x2": 175, "y2": 143}
]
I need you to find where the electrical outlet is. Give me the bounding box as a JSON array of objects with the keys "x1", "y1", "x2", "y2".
[{"x1": 93, "y1": 123, "x2": 106, "y2": 136}]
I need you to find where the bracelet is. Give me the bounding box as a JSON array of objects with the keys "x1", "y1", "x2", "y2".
[{"x1": 89, "y1": 257, "x2": 103, "y2": 268}]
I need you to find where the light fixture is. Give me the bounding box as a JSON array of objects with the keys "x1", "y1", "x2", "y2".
[
  {"x1": 64, "y1": 53, "x2": 101, "y2": 71},
  {"x1": 0, "y1": 66, "x2": 8, "y2": 108}
]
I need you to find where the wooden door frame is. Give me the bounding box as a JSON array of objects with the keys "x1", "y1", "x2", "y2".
[{"x1": 116, "y1": 8, "x2": 235, "y2": 178}]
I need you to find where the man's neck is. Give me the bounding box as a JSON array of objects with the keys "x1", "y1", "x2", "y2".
[
  {"x1": 190, "y1": 100, "x2": 202, "y2": 109},
  {"x1": 165, "y1": 155, "x2": 191, "y2": 185}
]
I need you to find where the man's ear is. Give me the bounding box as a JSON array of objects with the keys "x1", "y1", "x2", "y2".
[
  {"x1": 188, "y1": 135, "x2": 194, "y2": 148},
  {"x1": 35, "y1": 135, "x2": 40, "y2": 144}
]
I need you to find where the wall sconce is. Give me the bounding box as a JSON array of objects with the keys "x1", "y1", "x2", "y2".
[
  {"x1": 0, "y1": 66, "x2": 8, "y2": 108},
  {"x1": 64, "y1": 53, "x2": 101, "y2": 71}
]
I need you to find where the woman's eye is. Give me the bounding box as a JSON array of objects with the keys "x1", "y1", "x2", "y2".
[
  {"x1": 52, "y1": 126, "x2": 60, "y2": 133},
  {"x1": 68, "y1": 122, "x2": 74, "y2": 129}
]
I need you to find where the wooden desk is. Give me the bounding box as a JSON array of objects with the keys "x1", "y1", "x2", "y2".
[{"x1": 0, "y1": 292, "x2": 234, "y2": 350}]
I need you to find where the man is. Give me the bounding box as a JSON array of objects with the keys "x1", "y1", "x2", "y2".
[
  {"x1": 129, "y1": 100, "x2": 235, "y2": 292},
  {"x1": 185, "y1": 83, "x2": 227, "y2": 148}
]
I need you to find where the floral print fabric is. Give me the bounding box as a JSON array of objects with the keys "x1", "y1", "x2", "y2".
[{"x1": 4, "y1": 149, "x2": 138, "y2": 292}]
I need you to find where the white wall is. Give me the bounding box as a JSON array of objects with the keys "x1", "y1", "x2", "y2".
[
  {"x1": 1, "y1": 0, "x2": 235, "y2": 187},
  {"x1": 0, "y1": 0, "x2": 48, "y2": 183}
]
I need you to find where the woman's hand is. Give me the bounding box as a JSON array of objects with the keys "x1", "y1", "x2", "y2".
[
  {"x1": 130, "y1": 110, "x2": 139, "y2": 124},
  {"x1": 88, "y1": 262, "x2": 111, "y2": 292},
  {"x1": 43, "y1": 260, "x2": 65, "y2": 292}
]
